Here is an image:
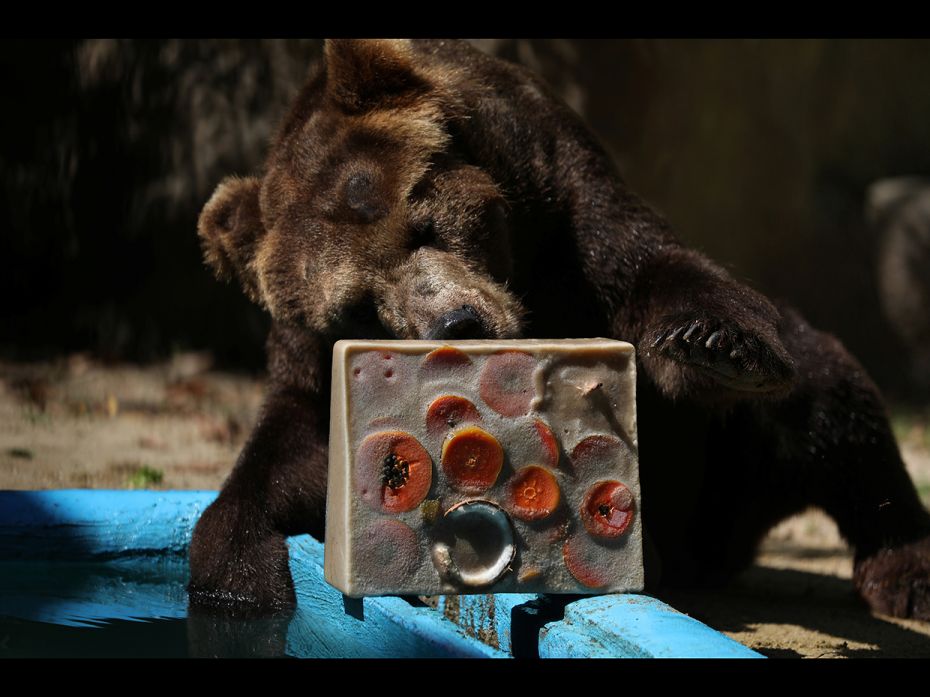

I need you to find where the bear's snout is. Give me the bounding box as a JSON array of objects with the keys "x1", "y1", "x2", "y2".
[
  {"x1": 374, "y1": 247, "x2": 525, "y2": 341},
  {"x1": 426, "y1": 305, "x2": 490, "y2": 340}
]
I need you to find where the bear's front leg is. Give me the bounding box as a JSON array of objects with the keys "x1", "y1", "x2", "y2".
[
  {"x1": 188, "y1": 384, "x2": 329, "y2": 614},
  {"x1": 630, "y1": 245, "x2": 796, "y2": 401}
]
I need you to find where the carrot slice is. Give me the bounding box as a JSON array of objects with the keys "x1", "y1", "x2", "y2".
[
  {"x1": 570, "y1": 434, "x2": 624, "y2": 474},
  {"x1": 355, "y1": 519, "x2": 421, "y2": 587},
  {"x1": 580, "y1": 480, "x2": 635, "y2": 538},
  {"x1": 355, "y1": 431, "x2": 432, "y2": 513},
  {"x1": 479, "y1": 350, "x2": 537, "y2": 417},
  {"x1": 426, "y1": 395, "x2": 482, "y2": 437},
  {"x1": 505, "y1": 465, "x2": 561, "y2": 521},
  {"x1": 532, "y1": 419, "x2": 560, "y2": 468},
  {"x1": 440, "y1": 426, "x2": 504, "y2": 493},
  {"x1": 422, "y1": 345, "x2": 472, "y2": 371},
  {"x1": 563, "y1": 535, "x2": 610, "y2": 588}
]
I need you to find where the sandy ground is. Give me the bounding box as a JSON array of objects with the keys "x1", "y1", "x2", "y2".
[
  {"x1": 0, "y1": 353, "x2": 263, "y2": 490},
  {"x1": 2, "y1": 353, "x2": 930, "y2": 658}
]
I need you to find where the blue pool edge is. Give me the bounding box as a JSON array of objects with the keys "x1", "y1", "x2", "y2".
[{"x1": 0, "y1": 489, "x2": 764, "y2": 659}]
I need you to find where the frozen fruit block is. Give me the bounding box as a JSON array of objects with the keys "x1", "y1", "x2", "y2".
[{"x1": 324, "y1": 339, "x2": 642, "y2": 597}]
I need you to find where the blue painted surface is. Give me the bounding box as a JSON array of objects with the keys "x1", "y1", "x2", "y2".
[
  {"x1": 437, "y1": 593, "x2": 537, "y2": 653},
  {"x1": 0, "y1": 490, "x2": 503, "y2": 657},
  {"x1": 0, "y1": 490, "x2": 763, "y2": 658},
  {"x1": 286, "y1": 535, "x2": 506, "y2": 658},
  {"x1": 539, "y1": 594, "x2": 764, "y2": 658},
  {"x1": 0, "y1": 490, "x2": 217, "y2": 558}
]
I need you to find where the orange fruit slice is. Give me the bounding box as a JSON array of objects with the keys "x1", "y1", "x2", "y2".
[
  {"x1": 570, "y1": 434, "x2": 624, "y2": 474},
  {"x1": 355, "y1": 431, "x2": 432, "y2": 513},
  {"x1": 440, "y1": 426, "x2": 504, "y2": 493},
  {"x1": 505, "y1": 465, "x2": 561, "y2": 521},
  {"x1": 532, "y1": 419, "x2": 560, "y2": 468},
  {"x1": 422, "y1": 345, "x2": 472, "y2": 371},
  {"x1": 426, "y1": 395, "x2": 482, "y2": 437},
  {"x1": 563, "y1": 535, "x2": 610, "y2": 588},
  {"x1": 356, "y1": 519, "x2": 421, "y2": 587},
  {"x1": 479, "y1": 350, "x2": 537, "y2": 417},
  {"x1": 580, "y1": 480, "x2": 635, "y2": 538}
]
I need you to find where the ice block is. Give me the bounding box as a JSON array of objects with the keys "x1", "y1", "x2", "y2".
[{"x1": 324, "y1": 339, "x2": 642, "y2": 597}]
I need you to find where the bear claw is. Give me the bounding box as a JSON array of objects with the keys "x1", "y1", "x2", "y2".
[
  {"x1": 704, "y1": 330, "x2": 723, "y2": 350},
  {"x1": 682, "y1": 321, "x2": 702, "y2": 342},
  {"x1": 648, "y1": 317, "x2": 794, "y2": 393}
]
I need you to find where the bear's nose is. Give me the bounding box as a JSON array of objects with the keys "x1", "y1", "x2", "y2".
[{"x1": 427, "y1": 305, "x2": 489, "y2": 340}]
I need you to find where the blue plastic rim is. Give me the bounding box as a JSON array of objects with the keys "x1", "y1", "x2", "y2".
[{"x1": 0, "y1": 490, "x2": 764, "y2": 658}]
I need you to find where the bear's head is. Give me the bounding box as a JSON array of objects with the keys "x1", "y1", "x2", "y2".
[{"x1": 198, "y1": 39, "x2": 525, "y2": 341}]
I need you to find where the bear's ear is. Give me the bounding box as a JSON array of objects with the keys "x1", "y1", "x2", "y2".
[
  {"x1": 198, "y1": 176, "x2": 266, "y2": 303},
  {"x1": 324, "y1": 39, "x2": 432, "y2": 112}
]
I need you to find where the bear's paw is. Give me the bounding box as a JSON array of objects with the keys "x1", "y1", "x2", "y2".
[
  {"x1": 854, "y1": 535, "x2": 930, "y2": 620},
  {"x1": 647, "y1": 316, "x2": 795, "y2": 394}
]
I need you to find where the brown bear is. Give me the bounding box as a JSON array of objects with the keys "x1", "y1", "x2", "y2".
[{"x1": 189, "y1": 39, "x2": 930, "y2": 620}]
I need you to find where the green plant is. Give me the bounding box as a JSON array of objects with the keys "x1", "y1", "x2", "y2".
[{"x1": 126, "y1": 465, "x2": 164, "y2": 489}]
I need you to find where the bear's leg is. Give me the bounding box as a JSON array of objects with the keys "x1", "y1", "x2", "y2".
[
  {"x1": 689, "y1": 307, "x2": 930, "y2": 618},
  {"x1": 640, "y1": 302, "x2": 930, "y2": 620},
  {"x1": 637, "y1": 376, "x2": 811, "y2": 589},
  {"x1": 769, "y1": 310, "x2": 930, "y2": 620},
  {"x1": 188, "y1": 386, "x2": 329, "y2": 614}
]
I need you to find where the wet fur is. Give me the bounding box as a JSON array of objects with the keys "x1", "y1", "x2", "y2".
[{"x1": 190, "y1": 39, "x2": 930, "y2": 619}]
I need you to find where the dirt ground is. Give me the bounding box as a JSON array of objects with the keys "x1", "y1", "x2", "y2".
[{"x1": 2, "y1": 353, "x2": 930, "y2": 658}]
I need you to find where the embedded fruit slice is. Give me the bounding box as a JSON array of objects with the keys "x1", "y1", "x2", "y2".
[
  {"x1": 580, "y1": 480, "x2": 635, "y2": 538},
  {"x1": 505, "y1": 465, "x2": 561, "y2": 521},
  {"x1": 563, "y1": 534, "x2": 610, "y2": 588},
  {"x1": 355, "y1": 519, "x2": 421, "y2": 587},
  {"x1": 355, "y1": 431, "x2": 432, "y2": 513},
  {"x1": 431, "y1": 500, "x2": 516, "y2": 588},
  {"x1": 479, "y1": 350, "x2": 537, "y2": 417},
  {"x1": 570, "y1": 434, "x2": 624, "y2": 474},
  {"x1": 440, "y1": 426, "x2": 504, "y2": 493},
  {"x1": 426, "y1": 395, "x2": 482, "y2": 437},
  {"x1": 422, "y1": 345, "x2": 472, "y2": 371},
  {"x1": 532, "y1": 419, "x2": 560, "y2": 468}
]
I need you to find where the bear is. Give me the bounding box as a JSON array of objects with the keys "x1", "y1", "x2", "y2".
[{"x1": 189, "y1": 38, "x2": 930, "y2": 622}]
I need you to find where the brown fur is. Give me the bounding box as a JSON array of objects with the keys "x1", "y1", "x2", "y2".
[{"x1": 190, "y1": 39, "x2": 930, "y2": 621}]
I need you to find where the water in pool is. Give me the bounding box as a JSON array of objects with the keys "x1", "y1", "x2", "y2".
[{"x1": 0, "y1": 558, "x2": 294, "y2": 658}]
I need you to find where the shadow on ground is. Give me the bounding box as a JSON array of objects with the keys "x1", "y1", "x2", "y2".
[{"x1": 659, "y1": 561, "x2": 930, "y2": 658}]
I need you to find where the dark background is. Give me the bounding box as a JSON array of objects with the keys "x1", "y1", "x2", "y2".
[{"x1": 3, "y1": 39, "x2": 929, "y2": 400}]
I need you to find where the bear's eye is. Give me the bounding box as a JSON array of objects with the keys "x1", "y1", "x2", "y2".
[
  {"x1": 344, "y1": 171, "x2": 387, "y2": 224},
  {"x1": 409, "y1": 219, "x2": 439, "y2": 251}
]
